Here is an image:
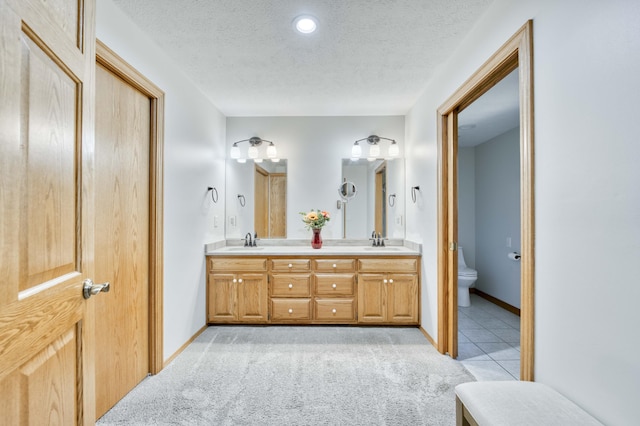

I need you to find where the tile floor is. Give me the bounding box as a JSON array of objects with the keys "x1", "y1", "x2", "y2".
[{"x1": 458, "y1": 293, "x2": 521, "y2": 381}]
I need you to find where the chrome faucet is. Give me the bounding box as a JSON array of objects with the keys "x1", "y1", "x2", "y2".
[
  {"x1": 244, "y1": 232, "x2": 252, "y2": 247},
  {"x1": 370, "y1": 231, "x2": 385, "y2": 247}
]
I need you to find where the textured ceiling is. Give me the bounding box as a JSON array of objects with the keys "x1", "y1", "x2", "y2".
[{"x1": 111, "y1": 0, "x2": 494, "y2": 116}]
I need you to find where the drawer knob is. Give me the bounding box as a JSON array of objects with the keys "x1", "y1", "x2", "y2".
[
  {"x1": 288, "y1": 308, "x2": 293, "y2": 314},
  {"x1": 332, "y1": 309, "x2": 337, "y2": 314},
  {"x1": 288, "y1": 263, "x2": 293, "y2": 268},
  {"x1": 383, "y1": 279, "x2": 388, "y2": 284},
  {"x1": 238, "y1": 278, "x2": 243, "y2": 283},
  {"x1": 288, "y1": 283, "x2": 293, "y2": 289},
  {"x1": 389, "y1": 279, "x2": 394, "y2": 284},
  {"x1": 332, "y1": 283, "x2": 337, "y2": 289},
  {"x1": 332, "y1": 263, "x2": 337, "y2": 268}
]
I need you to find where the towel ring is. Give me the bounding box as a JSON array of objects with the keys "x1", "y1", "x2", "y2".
[
  {"x1": 411, "y1": 186, "x2": 420, "y2": 203},
  {"x1": 207, "y1": 186, "x2": 219, "y2": 203},
  {"x1": 237, "y1": 194, "x2": 246, "y2": 207},
  {"x1": 388, "y1": 194, "x2": 396, "y2": 207}
]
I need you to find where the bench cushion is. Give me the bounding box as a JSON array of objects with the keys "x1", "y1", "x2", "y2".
[{"x1": 455, "y1": 381, "x2": 603, "y2": 425}]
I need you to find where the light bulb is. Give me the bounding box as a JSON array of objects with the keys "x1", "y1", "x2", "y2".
[
  {"x1": 351, "y1": 143, "x2": 362, "y2": 158},
  {"x1": 266, "y1": 143, "x2": 277, "y2": 158},
  {"x1": 254, "y1": 158, "x2": 263, "y2": 163},
  {"x1": 369, "y1": 144, "x2": 380, "y2": 158},
  {"x1": 271, "y1": 158, "x2": 280, "y2": 163},
  {"x1": 248, "y1": 145, "x2": 258, "y2": 159},
  {"x1": 237, "y1": 158, "x2": 246, "y2": 163},
  {"x1": 388, "y1": 141, "x2": 399, "y2": 157},
  {"x1": 230, "y1": 144, "x2": 240, "y2": 159}
]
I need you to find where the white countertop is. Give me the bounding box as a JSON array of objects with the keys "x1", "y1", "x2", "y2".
[{"x1": 205, "y1": 241, "x2": 421, "y2": 256}]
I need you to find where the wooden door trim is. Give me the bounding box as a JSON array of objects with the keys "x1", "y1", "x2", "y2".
[
  {"x1": 436, "y1": 21, "x2": 534, "y2": 381},
  {"x1": 95, "y1": 40, "x2": 165, "y2": 374}
]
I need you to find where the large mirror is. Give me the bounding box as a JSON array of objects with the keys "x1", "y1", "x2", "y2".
[
  {"x1": 341, "y1": 158, "x2": 405, "y2": 239},
  {"x1": 225, "y1": 160, "x2": 287, "y2": 240}
]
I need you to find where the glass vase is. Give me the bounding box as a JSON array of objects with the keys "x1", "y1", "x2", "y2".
[{"x1": 311, "y1": 228, "x2": 323, "y2": 249}]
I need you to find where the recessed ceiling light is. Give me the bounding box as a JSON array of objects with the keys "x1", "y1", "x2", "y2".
[{"x1": 294, "y1": 15, "x2": 317, "y2": 34}]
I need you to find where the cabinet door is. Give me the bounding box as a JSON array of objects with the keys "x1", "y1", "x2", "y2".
[
  {"x1": 358, "y1": 274, "x2": 387, "y2": 323},
  {"x1": 237, "y1": 273, "x2": 268, "y2": 322},
  {"x1": 387, "y1": 274, "x2": 418, "y2": 323},
  {"x1": 208, "y1": 273, "x2": 236, "y2": 322}
]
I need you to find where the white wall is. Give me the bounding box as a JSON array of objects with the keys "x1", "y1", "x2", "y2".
[
  {"x1": 474, "y1": 127, "x2": 521, "y2": 308},
  {"x1": 226, "y1": 116, "x2": 405, "y2": 240},
  {"x1": 97, "y1": 0, "x2": 227, "y2": 362},
  {"x1": 405, "y1": 0, "x2": 640, "y2": 424},
  {"x1": 458, "y1": 147, "x2": 476, "y2": 269}
]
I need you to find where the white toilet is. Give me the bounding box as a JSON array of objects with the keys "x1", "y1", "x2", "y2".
[{"x1": 458, "y1": 247, "x2": 478, "y2": 307}]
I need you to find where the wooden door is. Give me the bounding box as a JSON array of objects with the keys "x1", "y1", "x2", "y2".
[
  {"x1": 357, "y1": 274, "x2": 387, "y2": 322},
  {"x1": 254, "y1": 166, "x2": 268, "y2": 237},
  {"x1": 237, "y1": 273, "x2": 268, "y2": 322},
  {"x1": 0, "y1": 0, "x2": 97, "y2": 424},
  {"x1": 388, "y1": 274, "x2": 419, "y2": 323},
  {"x1": 208, "y1": 274, "x2": 236, "y2": 321},
  {"x1": 269, "y1": 174, "x2": 287, "y2": 238},
  {"x1": 94, "y1": 62, "x2": 150, "y2": 418}
]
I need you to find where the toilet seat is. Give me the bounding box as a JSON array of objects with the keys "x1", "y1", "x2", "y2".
[{"x1": 459, "y1": 266, "x2": 477, "y2": 277}]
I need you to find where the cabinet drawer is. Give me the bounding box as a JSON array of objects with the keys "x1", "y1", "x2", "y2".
[
  {"x1": 315, "y1": 274, "x2": 356, "y2": 296},
  {"x1": 315, "y1": 299, "x2": 356, "y2": 321},
  {"x1": 358, "y1": 258, "x2": 417, "y2": 273},
  {"x1": 271, "y1": 274, "x2": 311, "y2": 297},
  {"x1": 313, "y1": 259, "x2": 356, "y2": 272},
  {"x1": 209, "y1": 257, "x2": 267, "y2": 272},
  {"x1": 270, "y1": 259, "x2": 311, "y2": 272},
  {"x1": 271, "y1": 298, "x2": 311, "y2": 320}
]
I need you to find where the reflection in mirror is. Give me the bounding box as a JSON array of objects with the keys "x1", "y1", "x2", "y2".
[
  {"x1": 341, "y1": 158, "x2": 405, "y2": 239},
  {"x1": 225, "y1": 160, "x2": 287, "y2": 239},
  {"x1": 338, "y1": 181, "x2": 357, "y2": 201}
]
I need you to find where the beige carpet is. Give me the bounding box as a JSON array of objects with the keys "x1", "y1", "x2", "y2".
[{"x1": 98, "y1": 326, "x2": 475, "y2": 425}]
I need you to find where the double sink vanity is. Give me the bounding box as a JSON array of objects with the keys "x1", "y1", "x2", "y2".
[{"x1": 205, "y1": 243, "x2": 421, "y2": 325}]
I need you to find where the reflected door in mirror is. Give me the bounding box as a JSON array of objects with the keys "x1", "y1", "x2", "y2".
[{"x1": 255, "y1": 165, "x2": 286, "y2": 238}]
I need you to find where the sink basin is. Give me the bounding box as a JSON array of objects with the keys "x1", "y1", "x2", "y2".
[
  {"x1": 363, "y1": 247, "x2": 402, "y2": 251},
  {"x1": 225, "y1": 247, "x2": 265, "y2": 251}
]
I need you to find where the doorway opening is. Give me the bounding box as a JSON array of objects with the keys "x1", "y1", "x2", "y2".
[{"x1": 437, "y1": 21, "x2": 534, "y2": 381}]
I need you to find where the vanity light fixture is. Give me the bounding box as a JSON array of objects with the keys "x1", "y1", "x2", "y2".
[
  {"x1": 352, "y1": 135, "x2": 399, "y2": 159},
  {"x1": 294, "y1": 15, "x2": 318, "y2": 34},
  {"x1": 230, "y1": 137, "x2": 278, "y2": 163}
]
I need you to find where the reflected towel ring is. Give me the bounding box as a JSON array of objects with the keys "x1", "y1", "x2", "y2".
[
  {"x1": 207, "y1": 186, "x2": 219, "y2": 203},
  {"x1": 411, "y1": 186, "x2": 420, "y2": 203},
  {"x1": 237, "y1": 194, "x2": 246, "y2": 207},
  {"x1": 388, "y1": 194, "x2": 396, "y2": 207}
]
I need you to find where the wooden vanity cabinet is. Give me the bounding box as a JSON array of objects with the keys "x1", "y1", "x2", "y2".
[
  {"x1": 208, "y1": 258, "x2": 268, "y2": 323},
  {"x1": 357, "y1": 258, "x2": 419, "y2": 324},
  {"x1": 207, "y1": 254, "x2": 419, "y2": 326}
]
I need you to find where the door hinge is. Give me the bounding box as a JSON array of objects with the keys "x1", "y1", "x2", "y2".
[{"x1": 449, "y1": 241, "x2": 458, "y2": 251}]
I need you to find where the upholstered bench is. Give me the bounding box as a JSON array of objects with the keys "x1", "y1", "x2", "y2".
[{"x1": 455, "y1": 381, "x2": 603, "y2": 426}]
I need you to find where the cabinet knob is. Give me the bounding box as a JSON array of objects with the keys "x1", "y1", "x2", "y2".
[
  {"x1": 332, "y1": 309, "x2": 337, "y2": 314},
  {"x1": 383, "y1": 279, "x2": 388, "y2": 284},
  {"x1": 288, "y1": 308, "x2": 293, "y2": 314},
  {"x1": 238, "y1": 278, "x2": 243, "y2": 283},
  {"x1": 332, "y1": 263, "x2": 337, "y2": 268},
  {"x1": 332, "y1": 283, "x2": 337, "y2": 289},
  {"x1": 288, "y1": 283, "x2": 293, "y2": 289},
  {"x1": 389, "y1": 279, "x2": 393, "y2": 284},
  {"x1": 233, "y1": 279, "x2": 237, "y2": 283},
  {"x1": 288, "y1": 263, "x2": 293, "y2": 268}
]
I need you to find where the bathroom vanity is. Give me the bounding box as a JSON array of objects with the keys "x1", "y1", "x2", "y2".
[{"x1": 205, "y1": 245, "x2": 420, "y2": 325}]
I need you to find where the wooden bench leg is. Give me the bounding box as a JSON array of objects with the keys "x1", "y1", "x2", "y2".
[{"x1": 456, "y1": 395, "x2": 478, "y2": 426}]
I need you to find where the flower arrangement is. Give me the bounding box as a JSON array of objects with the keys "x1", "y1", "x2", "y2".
[{"x1": 300, "y1": 209, "x2": 331, "y2": 230}]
